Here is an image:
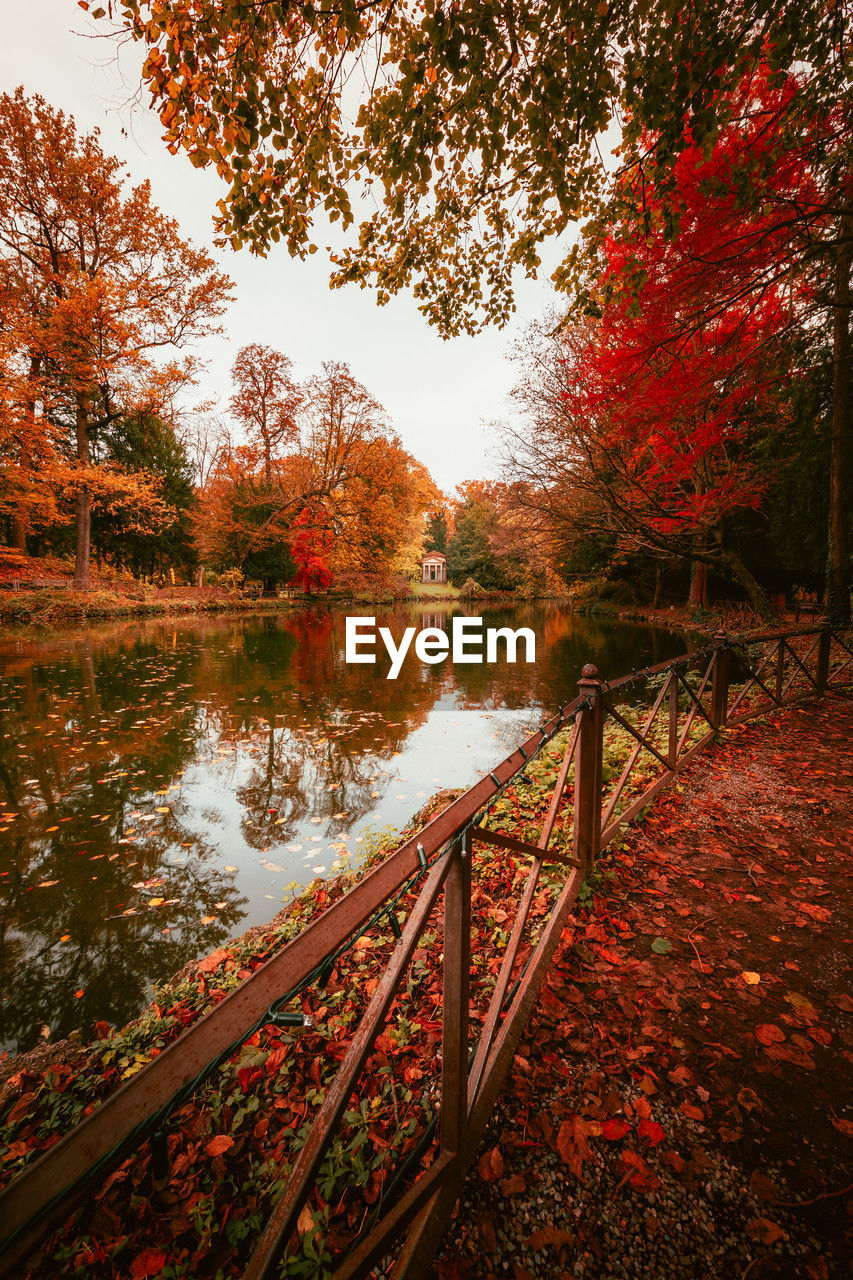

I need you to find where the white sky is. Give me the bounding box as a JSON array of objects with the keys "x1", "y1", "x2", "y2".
[{"x1": 1, "y1": 2, "x2": 574, "y2": 494}]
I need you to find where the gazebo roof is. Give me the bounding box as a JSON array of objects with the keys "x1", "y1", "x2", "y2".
[{"x1": 422, "y1": 549, "x2": 446, "y2": 560}]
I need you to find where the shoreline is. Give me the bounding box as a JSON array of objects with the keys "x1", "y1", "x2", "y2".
[{"x1": 0, "y1": 585, "x2": 573, "y2": 637}]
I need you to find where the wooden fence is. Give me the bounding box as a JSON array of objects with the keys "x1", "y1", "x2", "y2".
[{"x1": 1, "y1": 624, "x2": 851, "y2": 1279}]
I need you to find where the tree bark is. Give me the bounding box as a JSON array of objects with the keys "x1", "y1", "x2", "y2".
[
  {"x1": 10, "y1": 516, "x2": 27, "y2": 552},
  {"x1": 826, "y1": 212, "x2": 852, "y2": 628},
  {"x1": 73, "y1": 392, "x2": 91, "y2": 590},
  {"x1": 12, "y1": 353, "x2": 42, "y2": 553},
  {"x1": 652, "y1": 560, "x2": 663, "y2": 609},
  {"x1": 717, "y1": 543, "x2": 768, "y2": 617},
  {"x1": 688, "y1": 559, "x2": 708, "y2": 609}
]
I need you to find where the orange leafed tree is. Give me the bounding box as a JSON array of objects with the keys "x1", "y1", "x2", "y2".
[
  {"x1": 0, "y1": 88, "x2": 233, "y2": 586},
  {"x1": 229, "y1": 343, "x2": 301, "y2": 485}
]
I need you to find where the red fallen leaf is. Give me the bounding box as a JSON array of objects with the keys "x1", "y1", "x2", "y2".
[
  {"x1": 477, "y1": 1145, "x2": 505, "y2": 1182},
  {"x1": 638, "y1": 1118, "x2": 665, "y2": 1146},
  {"x1": 620, "y1": 1148, "x2": 660, "y2": 1191},
  {"x1": 830, "y1": 1118, "x2": 853, "y2": 1137},
  {"x1": 755, "y1": 1023, "x2": 785, "y2": 1046},
  {"x1": 679, "y1": 1102, "x2": 705, "y2": 1122},
  {"x1": 718, "y1": 1124, "x2": 743, "y2": 1143},
  {"x1": 197, "y1": 948, "x2": 230, "y2": 975},
  {"x1": 661, "y1": 1149, "x2": 684, "y2": 1173},
  {"x1": 6, "y1": 1091, "x2": 36, "y2": 1127},
  {"x1": 130, "y1": 1249, "x2": 167, "y2": 1279},
  {"x1": 668, "y1": 1064, "x2": 693, "y2": 1087},
  {"x1": 265, "y1": 1047, "x2": 288, "y2": 1075},
  {"x1": 796, "y1": 902, "x2": 830, "y2": 922},
  {"x1": 833, "y1": 994, "x2": 853, "y2": 1012},
  {"x1": 601, "y1": 1118, "x2": 630, "y2": 1140},
  {"x1": 500, "y1": 1173, "x2": 527, "y2": 1196},
  {"x1": 737, "y1": 1087, "x2": 762, "y2": 1112},
  {"x1": 556, "y1": 1117, "x2": 595, "y2": 1179},
  {"x1": 478, "y1": 1217, "x2": 498, "y2": 1253},
  {"x1": 527, "y1": 1225, "x2": 574, "y2": 1251},
  {"x1": 205, "y1": 1134, "x2": 234, "y2": 1157},
  {"x1": 749, "y1": 1170, "x2": 780, "y2": 1202},
  {"x1": 747, "y1": 1217, "x2": 786, "y2": 1245},
  {"x1": 632, "y1": 1095, "x2": 652, "y2": 1120}
]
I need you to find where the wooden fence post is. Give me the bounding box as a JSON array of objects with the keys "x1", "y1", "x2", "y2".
[
  {"x1": 710, "y1": 632, "x2": 730, "y2": 730},
  {"x1": 440, "y1": 831, "x2": 471, "y2": 1155},
  {"x1": 667, "y1": 672, "x2": 679, "y2": 767},
  {"x1": 573, "y1": 664, "x2": 604, "y2": 872},
  {"x1": 816, "y1": 627, "x2": 831, "y2": 696}
]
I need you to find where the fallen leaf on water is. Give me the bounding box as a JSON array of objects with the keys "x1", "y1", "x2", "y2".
[
  {"x1": 651, "y1": 937, "x2": 672, "y2": 954},
  {"x1": 741, "y1": 971, "x2": 761, "y2": 985},
  {"x1": 297, "y1": 1203, "x2": 314, "y2": 1236},
  {"x1": 155, "y1": 807, "x2": 170, "y2": 814},
  {"x1": 601, "y1": 1118, "x2": 630, "y2": 1140},
  {"x1": 74, "y1": 990, "x2": 84, "y2": 999},
  {"x1": 830, "y1": 1117, "x2": 853, "y2": 1137},
  {"x1": 200, "y1": 915, "x2": 217, "y2": 923},
  {"x1": 737, "y1": 1087, "x2": 762, "y2": 1112},
  {"x1": 148, "y1": 898, "x2": 165, "y2": 908},
  {"x1": 224, "y1": 865, "x2": 237, "y2": 872},
  {"x1": 499, "y1": 1173, "x2": 526, "y2": 1196},
  {"x1": 755, "y1": 1024, "x2": 785, "y2": 1046},
  {"x1": 38, "y1": 881, "x2": 58, "y2": 888}
]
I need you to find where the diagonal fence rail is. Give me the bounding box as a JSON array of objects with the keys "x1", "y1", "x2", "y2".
[{"x1": 1, "y1": 624, "x2": 850, "y2": 1280}]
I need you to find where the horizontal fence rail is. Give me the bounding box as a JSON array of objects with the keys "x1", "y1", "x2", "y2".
[{"x1": 1, "y1": 624, "x2": 850, "y2": 1279}]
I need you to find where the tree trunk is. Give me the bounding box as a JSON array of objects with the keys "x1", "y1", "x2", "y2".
[
  {"x1": 12, "y1": 353, "x2": 42, "y2": 554},
  {"x1": 73, "y1": 393, "x2": 91, "y2": 590},
  {"x1": 10, "y1": 516, "x2": 26, "y2": 552},
  {"x1": 688, "y1": 559, "x2": 708, "y2": 609},
  {"x1": 652, "y1": 561, "x2": 663, "y2": 609},
  {"x1": 717, "y1": 543, "x2": 768, "y2": 617},
  {"x1": 197, "y1": 564, "x2": 204, "y2": 589},
  {"x1": 826, "y1": 213, "x2": 852, "y2": 628}
]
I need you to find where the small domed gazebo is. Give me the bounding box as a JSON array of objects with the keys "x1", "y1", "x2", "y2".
[{"x1": 421, "y1": 549, "x2": 447, "y2": 583}]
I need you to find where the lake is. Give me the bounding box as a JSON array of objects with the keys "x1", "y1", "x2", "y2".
[{"x1": 0, "y1": 602, "x2": 691, "y2": 1053}]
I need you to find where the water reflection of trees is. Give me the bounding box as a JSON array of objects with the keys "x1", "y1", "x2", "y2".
[{"x1": 0, "y1": 605, "x2": 689, "y2": 1052}]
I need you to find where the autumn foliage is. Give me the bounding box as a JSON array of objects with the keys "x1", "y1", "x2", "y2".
[{"x1": 0, "y1": 88, "x2": 232, "y2": 588}]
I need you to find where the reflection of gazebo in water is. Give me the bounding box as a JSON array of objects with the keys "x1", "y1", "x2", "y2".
[{"x1": 421, "y1": 550, "x2": 447, "y2": 583}]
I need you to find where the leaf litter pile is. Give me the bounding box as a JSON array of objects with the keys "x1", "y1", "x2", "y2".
[
  {"x1": 437, "y1": 695, "x2": 852, "y2": 1280},
  {"x1": 0, "y1": 694, "x2": 850, "y2": 1279}
]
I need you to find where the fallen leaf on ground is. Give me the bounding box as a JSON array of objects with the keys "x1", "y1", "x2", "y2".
[{"x1": 205, "y1": 1135, "x2": 234, "y2": 1157}]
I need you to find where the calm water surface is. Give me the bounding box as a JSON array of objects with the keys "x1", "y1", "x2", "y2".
[{"x1": 0, "y1": 603, "x2": 690, "y2": 1052}]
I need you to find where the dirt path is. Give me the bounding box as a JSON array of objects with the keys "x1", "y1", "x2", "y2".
[{"x1": 437, "y1": 696, "x2": 853, "y2": 1280}]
